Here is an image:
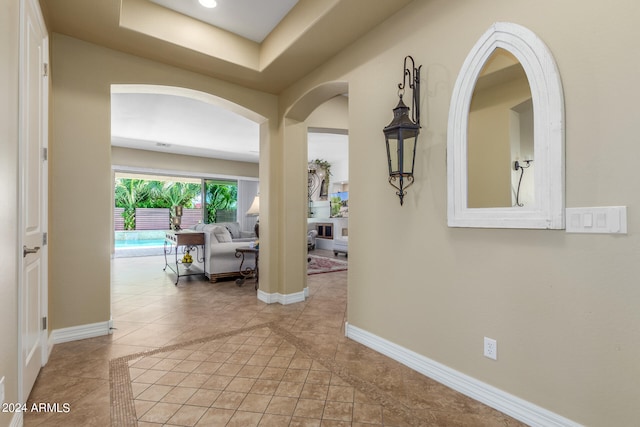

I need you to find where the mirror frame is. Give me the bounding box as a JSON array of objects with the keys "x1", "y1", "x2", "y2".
[{"x1": 447, "y1": 22, "x2": 565, "y2": 229}]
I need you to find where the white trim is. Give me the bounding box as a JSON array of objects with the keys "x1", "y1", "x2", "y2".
[
  {"x1": 10, "y1": 411, "x2": 22, "y2": 427},
  {"x1": 50, "y1": 321, "x2": 111, "y2": 344},
  {"x1": 257, "y1": 289, "x2": 306, "y2": 305},
  {"x1": 257, "y1": 289, "x2": 274, "y2": 303},
  {"x1": 47, "y1": 332, "x2": 55, "y2": 358},
  {"x1": 345, "y1": 323, "x2": 582, "y2": 427},
  {"x1": 447, "y1": 22, "x2": 565, "y2": 229}
]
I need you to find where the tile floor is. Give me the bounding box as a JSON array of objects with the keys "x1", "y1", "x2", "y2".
[{"x1": 23, "y1": 252, "x2": 525, "y2": 426}]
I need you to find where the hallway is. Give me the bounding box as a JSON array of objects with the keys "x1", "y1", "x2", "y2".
[{"x1": 23, "y1": 255, "x2": 523, "y2": 426}]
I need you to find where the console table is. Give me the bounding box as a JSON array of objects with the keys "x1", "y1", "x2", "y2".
[
  {"x1": 235, "y1": 246, "x2": 259, "y2": 290},
  {"x1": 163, "y1": 230, "x2": 205, "y2": 285}
]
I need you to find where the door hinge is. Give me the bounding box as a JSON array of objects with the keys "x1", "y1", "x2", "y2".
[
  {"x1": 43, "y1": 63, "x2": 48, "y2": 77},
  {"x1": 42, "y1": 232, "x2": 47, "y2": 246},
  {"x1": 42, "y1": 316, "x2": 47, "y2": 330},
  {"x1": 42, "y1": 147, "x2": 48, "y2": 161}
]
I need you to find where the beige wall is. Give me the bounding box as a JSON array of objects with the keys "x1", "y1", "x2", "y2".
[
  {"x1": 49, "y1": 34, "x2": 279, "y2": 330},
  {"x1": 111, "y1": 147, "x2": 259, "y2": 179},
  {"x1": 277, "y1": 1, "x2": 640, "y2": 425},
  {"x1": 306, "y1": 95, "x2": 349, "y2": 131},
  {"x1": 0, "y1": 0, "x2": 21, "y2": 423}
]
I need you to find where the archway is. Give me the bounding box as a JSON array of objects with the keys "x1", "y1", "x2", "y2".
[
  {"x1": 277, "y1": 81, "x2": 348, "y2": 302},
  {"x1": 110, "y1": 83, "x2": 266, "y2": 292},
  {"x1": 111, "y1": 84, "x2": 266, "y2": 124}
]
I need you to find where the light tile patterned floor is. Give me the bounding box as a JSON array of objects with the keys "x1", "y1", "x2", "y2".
[
  {"x1": 112, "y1": 324, "x2": 418, "y2": 426},
  {"x1": 24, "y1": 252, "x2": 525, "y2": 426}
]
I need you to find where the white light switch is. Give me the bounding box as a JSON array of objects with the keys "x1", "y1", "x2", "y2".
[{"x1": 565, "y1": 206, "x2": 627, "y2": 234}]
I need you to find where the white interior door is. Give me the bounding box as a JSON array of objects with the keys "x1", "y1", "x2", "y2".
[{"x1": 20, "y1": 0, "x2": 48, "y2": 403}]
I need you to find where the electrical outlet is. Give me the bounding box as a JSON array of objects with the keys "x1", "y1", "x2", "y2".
[{"x1": 484, "y1": 337, "x2": 497, "y2": 360}]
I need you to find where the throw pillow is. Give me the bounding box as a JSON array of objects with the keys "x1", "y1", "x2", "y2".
[
  {"x1": 225, "y1": 225, "x2": 235, "y2": 239},
  {"x1": 213, "y1": 226, "x2": 233, "y2": 243}
]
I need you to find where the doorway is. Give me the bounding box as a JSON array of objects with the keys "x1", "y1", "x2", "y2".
[{"x1": 109, "y1": 84, "x2": 264, "y2": 303}]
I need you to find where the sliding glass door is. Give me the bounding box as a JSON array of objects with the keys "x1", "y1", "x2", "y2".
[{"x1": 204, "y1": 179, "x2": 238, "y2": 223}]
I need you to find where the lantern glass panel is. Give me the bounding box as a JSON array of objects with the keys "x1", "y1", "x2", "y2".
[
  {"x1": 386, "y1": 132, "x2": 418, "y2": 175},
  {"x1": 401, "y1": 135, "x2": 417, "y2": 175},
  {"x1": 386, "y1": 135, "x2": 399, "y2": 175}
]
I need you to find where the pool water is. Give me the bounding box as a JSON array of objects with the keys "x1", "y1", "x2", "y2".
[{"x1": 115, "y1": 239, "x2": 166, "y2": 248}]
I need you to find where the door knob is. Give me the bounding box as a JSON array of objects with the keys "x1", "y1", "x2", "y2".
[{"x1": 23, "y1": 245, "x2": 40, "y2": 257}]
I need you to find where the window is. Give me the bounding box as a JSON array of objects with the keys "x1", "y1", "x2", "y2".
[{"x1": 204, "y1": 179, "x2": 238, "y2": 223}]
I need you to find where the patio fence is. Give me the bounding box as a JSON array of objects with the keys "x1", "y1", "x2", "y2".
[
  {"x1": 181, "y1": 208, "x2": 204, "y2": 229},
  {"x1": 113, "y1": 207, "x2": 205, "y2": 230},
  {"x1": 135, "y1": 208, "x2": 170, "y2": 230},
  {"x1": 114, "y1": 207, "x2": 125, "y2": 231}
]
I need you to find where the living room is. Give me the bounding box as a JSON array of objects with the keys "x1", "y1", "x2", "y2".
[{"x1": 110, "y1": 86, "x2": 349, "y2": 284}]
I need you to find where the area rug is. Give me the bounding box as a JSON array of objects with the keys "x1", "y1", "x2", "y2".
[{"x1": 307, "y1": 254, "x2": 348, "y2": 275}]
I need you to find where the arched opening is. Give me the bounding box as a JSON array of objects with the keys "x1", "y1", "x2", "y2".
[
  {"x1": 279, "y1": 82, "x2": 349, "y2": 302},
  {"x1": 110, "y1": 84, "x2": 266, "y2": 291}
]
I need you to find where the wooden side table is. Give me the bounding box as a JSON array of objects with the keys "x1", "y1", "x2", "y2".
[
  {"x1": 235, "y1": 246, "x2": 259, "y2": 290},
  {"x1": 163, "y1": 230, "x2": 205, "y2": 285}
]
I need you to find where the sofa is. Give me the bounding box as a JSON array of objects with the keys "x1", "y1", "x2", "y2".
[
  {"x1": 333, "y1": 236, "x2": 348, "y2": 256},
  {"x1": 191, "y1": 222, "x2": 256, "y2": 282}
]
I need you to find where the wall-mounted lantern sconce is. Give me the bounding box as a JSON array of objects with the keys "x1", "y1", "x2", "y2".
[{"x1": 383, "y1": 55, "x2": 421, "y2": 205}]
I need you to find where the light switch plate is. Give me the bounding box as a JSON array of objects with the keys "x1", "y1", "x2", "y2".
[{"x1": 566, "y1": 206, "x2": 627, "y2": 234}]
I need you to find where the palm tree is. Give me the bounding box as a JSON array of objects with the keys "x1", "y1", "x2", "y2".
[
  {"x1": 160, "y1": 182, "x2": 200, "y2": 226},
  {"x1": 114, "y1": 178, "x2": 151, "y2": 230},
  {"x1": 205, "y1": 183, "x2": 236, "y2": 223},
  {"x1": 159, "y1": 182, "x2": 199, "y2": 207}
]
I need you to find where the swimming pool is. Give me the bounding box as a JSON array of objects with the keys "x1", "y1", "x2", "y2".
[
  {"x1": 114, "y1": 231, "x2": 169, "y2": 257},
  {"x1": 114, "y1": 238, "x2": 165, "y2": 248}
]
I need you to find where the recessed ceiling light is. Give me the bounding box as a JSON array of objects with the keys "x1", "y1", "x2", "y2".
[{"x1": 199, "y1": 0, "x2": 217, "y2": 8}]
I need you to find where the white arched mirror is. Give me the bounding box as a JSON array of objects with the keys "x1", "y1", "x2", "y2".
[{"x1": 447, "y1": 22, "x2": 565, "y2": 229}]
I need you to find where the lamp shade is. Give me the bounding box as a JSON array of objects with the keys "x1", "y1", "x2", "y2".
[{"x1": 246, "y1": 195, "x2": 260, "y2": 216}]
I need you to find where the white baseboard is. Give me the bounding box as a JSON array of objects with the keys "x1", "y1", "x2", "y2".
[
  {"x1": 47, "y1": 333, "x2": 54, "y2": 359},
  {"x1": 10, "y1": 411, "x2": 22, "y2": 427},
  {"x1": 257, "y1": 289, "x2": 306, "y2": 305},
  {"x1": 345, "y1": 323, "x2": 582, "y2": 427},
  {"x1": 50, "y1": 321, "x2": 111, "y2": 344},
  {"x1": 257, "y1": 290, "x2": 275, "y2": 303}
]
